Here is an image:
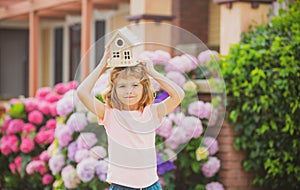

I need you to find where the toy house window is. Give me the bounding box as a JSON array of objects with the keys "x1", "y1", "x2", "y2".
[
  {"x1": 124, "y1": 51, "x2": 131, "y2": 60},
  {"x1": 115, "y1": 38, "x2": 124, "y2": 48},
  {"x1": 113, "y1": 51, "x2": 120, "y2": 58}
]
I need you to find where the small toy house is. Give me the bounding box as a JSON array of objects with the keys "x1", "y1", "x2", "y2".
[{"x1": 105, "y1": 27, "x2": 143, "y2": 67}]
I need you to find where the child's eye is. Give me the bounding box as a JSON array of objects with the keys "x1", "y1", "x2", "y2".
[{"x1": 119, "y1": 85, "x2": 125, "y2": 88}]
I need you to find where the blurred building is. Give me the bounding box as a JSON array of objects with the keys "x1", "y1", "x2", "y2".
[{"x1": 0, "y1": 0, "x2": 280, "y2": 98}]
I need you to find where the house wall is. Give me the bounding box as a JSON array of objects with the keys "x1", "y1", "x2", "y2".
[
  {"x1": 172, "y1": 0, "x2": 210, "y2": 45},
  {"x1": 208, "y1": 0, "x2": 220, "y2": 49},
  {"x1": 130, "y1": 0, "x2": 172, "y2": 15},
  {"x1": 110, "y1": 11, "x2": 130, "y2": 31}
]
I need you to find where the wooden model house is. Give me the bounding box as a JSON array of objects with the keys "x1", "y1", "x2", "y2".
[{"x1": 105, "y1": 27, "x2": 143, "y2": 67}]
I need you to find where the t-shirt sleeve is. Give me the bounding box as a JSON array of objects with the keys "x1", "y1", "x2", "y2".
[
  {"x1": 150, "y1": 103, "x2": 162, "y2": 125},
  {"x1": 97, "y1": 105, "x2": 111, "y2": 126}
]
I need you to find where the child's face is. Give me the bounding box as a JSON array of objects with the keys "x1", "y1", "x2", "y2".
[{"x1": 115, "y1": 76, "x2": 143, "y2": 110}]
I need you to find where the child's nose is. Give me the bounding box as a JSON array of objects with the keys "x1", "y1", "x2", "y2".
[{"x1": 127, "y1": 87, "x2": 133, "y2": 94}]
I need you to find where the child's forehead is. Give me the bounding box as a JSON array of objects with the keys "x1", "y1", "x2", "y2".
[{"x1": 116, "y1": 75, "x2": 140, "y2": 83}]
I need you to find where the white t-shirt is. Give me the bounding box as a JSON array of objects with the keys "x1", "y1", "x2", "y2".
[{"x1": 98, "y1": 104, "x2": 161, "y2": 188}]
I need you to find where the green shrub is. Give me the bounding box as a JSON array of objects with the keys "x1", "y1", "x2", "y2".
[{"x1": 220, "y1": 2, "x2": 300, "y2": 189}]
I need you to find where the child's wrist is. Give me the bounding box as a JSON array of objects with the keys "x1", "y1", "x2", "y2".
[{"x1": 149, "y1": 70, "x2": 162, "y2": 78}]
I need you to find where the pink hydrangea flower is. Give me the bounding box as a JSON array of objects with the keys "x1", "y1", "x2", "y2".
[
  {"x1": 89, "y1": 146, "x2": 107, "y2": 159},
  {"x1": 54, "y1": 83, "x2": 69, "y2": 94},
  {"x1": 9, "y1": 156, "x2": 22, "y2": 174},
  {"x1": 0, "y1": 135, "x2": 19, "y2": 155},
  {"x1": 35, "y1": 130, "x2": 54, "y2": 145},
  {"x1": 75, "y1": 149, "x2": 90, "y2": 163},
  {"x1": 14, "y1": 156, "x2": 22, "y2": 171},
  {"x1": 182, "y1": 54, "x2": 198, "y2": 71},
  {"x1": 24, "y1": 98, "x2": 38, "y2": 112},
  {"x1": 165, "y1": 56, "x2": 188, "y2": 73},
  {"x1": 7, "y1": 119, "x2": 24, "y2": 135},
  {"x1": 39, "y1": 150, "x2": 50, "y2": 161},
  {"x1": 95, "y1": 159, "x2": 109, "y2": 182},
  {"x1": 1, "y1": 117, "x2": 12, "y2": 133},
  {"x1": 49, "y1": 154, "x2": 66, "y2": 175},
  {"x1": 165, "y1": 127, "x2": 189, "y2": 149},
  {"x1": 28, "y1": 110, "x2": 44, "y2": 125},
  {"x1": 38, "y1": 101, "x2": 51, "y2": 115},
  {"x1": 67, "y1": 142, "x2": 78, "y2": 162},
  {"x1": 76, "y1": 157, "x2": 98, "y2": 182},
  {"x1": 42, "y1": 173, "x2": 54, "y2": 185},
  {"x1": 152, "y1": 50, "x2": 171, "y2": 65},
  {"x1": 180, "y1": 116, "x2": 203, "y2": 139},
  {"x1": 56, "y1": 98, "x2": 74, "y2": 116},
  {"x1": 61, "y1": 165, "x2": 80, "y2": 189},
  {"x1": 168, "y1": 112, "x2": 185, "y2": 126},
  {"x1": 156, "y1": 117, "x2": 173, "y2": 138},
  {"x1": 203, "y1": 137, "x2": 219, "y2": 155},
  {"x1": 166, "y1": 71, "x2": 186, "y2": 87},
  {"x1": 26, "y1": 160, "x2": 47, "y2": 175},
  {"x1": 77, "y1": 133, "x2": 97, "y2": 150},
  {"x1": 197, "y1": 50, "x2": 219, "y2": 66},
  {"x1": 55, "y1": 124, "x2": 72, "y2": 147},
  {"x1": 20, "y1": 136, "x2": 35, "y2": 153},
  {"x1": 67, "y1": 80, "x2": 79, "y2": 90},
  {"x1": 22, "y1": 123, "x2": 36, "y2": 134},
  {"x1": 201, "y1": 156, "x2": 221, "y2": 178},
  {"x1": 206, "y1": 182, "x2": 224, "y2": 190},
  {"x1": 49, "y1": 102, "x2": 58, "y2": 116},
  {"x1": 45, "y1": 92, "x2": 61, "y2": 103},
  {"x1": 46, "y1": 119, "x2": 56, "y2": 130},
  {"x1": 66, "y1": 113, "x2": 88, "y2": 132},
  {"x1": 139, "y1": 51, "x2": 157, "y2": 62},
  {"x1": 9, "y1": 162, "x2": 17, "y2": 174},
  {"x1": 188, "y1": 101, "x2": 212, "y2": 119},
  {"x1": 165, "y1": 54, "x2": 196, "y2": 73},
  {"x1": 35, "y1": 87, "x2": 52, "y2": 100}
]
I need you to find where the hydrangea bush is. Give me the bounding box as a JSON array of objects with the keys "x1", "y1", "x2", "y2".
[
  {"x1": 46, "y1": 50, "x2": 223, "y2": 190},
  {"x1": 0, "y1": 81, "x2": 77, "y2": 189},
  {"x1": 0, "y1": 50, "x2": 224, "y2": 190},
  {"x1": 48, "y1": 87, "x2": 110, "y2": 190},
  {"x1": 140, "y1": 50, "x2": 224, "y2": 190}
]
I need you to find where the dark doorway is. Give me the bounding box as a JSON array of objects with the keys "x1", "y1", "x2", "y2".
[{"x1": 0, "y1": 28, "x2": 29, "y2": 99}]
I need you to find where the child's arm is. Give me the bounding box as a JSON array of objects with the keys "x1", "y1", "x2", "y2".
[
  {"x1": 77, "y1": 50, "x2": 109, "y2": 119},
  {"x1": 143, "y1": 60, "x2": 185, "y2": 120}
]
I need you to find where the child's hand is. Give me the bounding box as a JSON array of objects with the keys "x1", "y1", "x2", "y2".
[
  {"x1": 102, "y1": 48, "x2": 111, "y2": 69},
  {"x1": 97, "y1": 48, "x2": 110, "y2": 73},
  {"x1": 104, "y1": 48, "x2": 110, "y2": 61},
  {"x1": 138, "y1": 59, "x2": 156, "y2": 75}
]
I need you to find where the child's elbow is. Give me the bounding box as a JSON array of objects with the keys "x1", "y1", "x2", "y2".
[
  {"x1": 174, "y1": 88, "x2": 185, "y2": 103},
  {"x1": 76, "y1": 87, "x2": 85, "y2": 101},
  {"x1": 179, "y1": 88, "x2": 185, "y2": 102}
]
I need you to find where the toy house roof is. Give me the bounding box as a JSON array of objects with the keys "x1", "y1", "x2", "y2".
[{"x1": 105, "y1": 27, "x2": 142, "y2": 49}]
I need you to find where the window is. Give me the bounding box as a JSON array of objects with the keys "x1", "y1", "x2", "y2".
[
  {"x1": 124, "y1": 50, "x2": 131, "y2": 60},
  {"x1": 69, "y1": 24, "x2": 81, "y2": 81},
  {"x1": 54, "y1": 27, "x2": 63, "y2": 84},
  {"x1": 113, "y1": 51, "x2": 120, "y2": 58},
  {"x1": 115, "y1": 38, "x2": 124, "y2": 48}
]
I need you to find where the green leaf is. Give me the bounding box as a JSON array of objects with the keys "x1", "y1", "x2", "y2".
[
  {"x1": 191, "y1": 162, "x2": 200, "y2": 173},
  {"x1": 229, "y1": 110, "x2": 238, "y2": 123}
]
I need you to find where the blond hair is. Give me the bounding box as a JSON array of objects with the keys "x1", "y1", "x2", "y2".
[{"x1": 102, "y1": 64, "x2": 154, "y2": 111}]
